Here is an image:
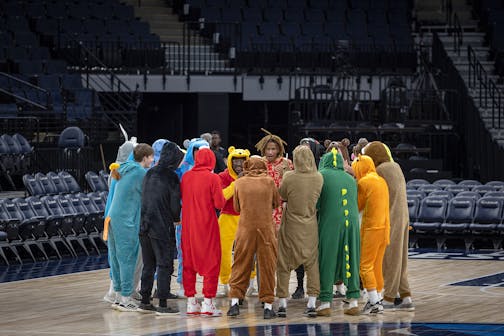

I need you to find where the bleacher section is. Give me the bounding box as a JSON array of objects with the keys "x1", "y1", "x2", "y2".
[
  {"x1": 407, "y1": 179, "x2": 504, "y2": 251},
  {"x1": 475, "y1": 0, "x2": 504, "y2": 80},
  {"x1": 178, "y1": 0, "x2": 416, "y2": 72}
]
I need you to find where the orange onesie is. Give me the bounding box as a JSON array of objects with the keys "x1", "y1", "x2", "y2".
[{"x1": 352, "y1": 155, "x2": 390, "y2": 292}]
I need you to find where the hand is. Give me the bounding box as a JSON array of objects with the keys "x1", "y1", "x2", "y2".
[{"x1": 174, "y1": 221, "x2": 181, "y2": 226}]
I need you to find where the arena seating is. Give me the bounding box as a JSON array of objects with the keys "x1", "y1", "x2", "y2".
[
  {"x1": 408, "y1": 179, "x2": 504, "y2": 251},
  {"x1": 183, "y1": 0, "x2": 416, "y2": 72}
]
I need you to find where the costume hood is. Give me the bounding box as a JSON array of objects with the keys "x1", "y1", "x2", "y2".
[
  {"x1": 319, "y1": 148, "x2": 344, "y2": 171},
  {"x1": 243, "y1": 157, "x2": 268, "y2": 177},
  {"x1": 226, "y1": 146, "x2": 250, "y2": 179},
  {"x1": 183, "y1": 138, "x2": 210, "y2": 168},
  {"x1": 352, "y1": 154, "x2": 376, "y2": 181},
  {"x1": 192, "y1": 148, "x2": 215, "y2": 172},
  {"x1": 363, "y1": 141, "x2": 393, "y2": 167},
  {"x1": 292, "y1": 145, "x2": 317, "y2": 173},
  {"x1": 116, "y1": 141, "x2": 135, "y2": 164},
  {"x1": 158, "y1": 142, "x2": 185, "y2": 170},
  {"x1": 151, "y1": 139, "x2": 169, "y2": 167}
]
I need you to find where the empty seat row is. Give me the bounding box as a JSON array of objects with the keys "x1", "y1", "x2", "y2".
[
  {"x1": 407, "y1": 178, "x2": 504, "y2": 190},
  {"x1": 0, "y1": 133, "x2": 33, "y2": 175},
  {"x1": 407, "y1": 186, "x2": 504, "y2": 199},
  {"x1": 0, "y1": 191, "x2": 107, "y2": 264},
  {"x1": 85, "y1": 171, "x2": 109, "y2": 192},
  {"x1": 23, "y1": 171, "x2": 81, "y2": 196}
]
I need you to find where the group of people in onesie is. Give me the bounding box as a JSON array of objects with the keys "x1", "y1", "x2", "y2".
[{"x1": 101, "y1": 128, "x2": 415, "y2": 318}]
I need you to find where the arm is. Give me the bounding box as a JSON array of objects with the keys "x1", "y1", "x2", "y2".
[
  {"x1": 233, "y1": 183, "x2": 241, "y2": 213},
  {"x1": 278, "y1": 173, "x2": 289, "y2": 200},
  {"x1": 212, "y1": 174, "x2": 226, "y2": 209},
  {"x1": 357, "y1": 179, "x2": 366, "y2": 212}
]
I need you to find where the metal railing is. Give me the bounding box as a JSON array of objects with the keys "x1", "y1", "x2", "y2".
[
  {"x1": 432, "y1": 32, "x2": 504, "y2": 180},
  {"x1": 449, "y1": 12, "x2": 463, "y2": 55},
  {"x1": 467, "y1": 45, "x2": 504, "y2": 128},
  {"x1": 0, "y1": 72, "x2": 50, "y2": 110}
]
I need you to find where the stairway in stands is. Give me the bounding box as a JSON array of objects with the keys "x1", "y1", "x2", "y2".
[{"x1": 123, "y1": 0, "x2": 234, "y2": 73}]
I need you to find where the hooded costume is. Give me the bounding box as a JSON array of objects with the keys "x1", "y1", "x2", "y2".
[
  {"x1": 317, "y1": 149, "x2": 361, "y2": 304},
  {"x1": 277, "y1": 146, "x2": 323, "y2": 299},
  {"x1": 352, "y1": 155, "x2": 390, "y2": 294},
  {"x1": 228, "y1": 157, "x2": 280, "y2": 304},
  {"x1": 217, "y1": 146, "x2": 252, "y2": 286},
  {"x1": 174, "y1": 138, "x2": 210, "y2": 289},
  {"x1": 139, "y1": 142, "x2": 184, "y2": 303},
  {"x1": 107, "y1": 155, "x2": 147, "y2": 297},
  {"x1": 181, "y1": 148, "x2": 225, "y2": 298},
  {"x1": 151, "y1": 139, "x2": 169, "y2": 167},
  {"x1": 364, "y1": 141, "x2": 412, "y2": 303}
]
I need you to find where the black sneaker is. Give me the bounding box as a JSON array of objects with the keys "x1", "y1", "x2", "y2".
[
  {"x1": 156, "y1": 306, "x2": 179, "y2": 316},
  {"x1": 227, "y1": 303, "x2": 240, "y2": 317},
  {"x1": 291, "y1": 287, "x2": 305, "y2": 299},
  {"x1": 264, "y1": 308, "x2": 276, "y2": 319},
  {"x1": 303, "y1": 307, "x2": 317, "y2": 318},
  {"x1": 277, "y1": 306, "x2": 287, "y2": 318},
  {"x1": 137, "y1": 303, "x2": 157, "y2": 314},
  {"x1": 165, "y1": 292, "x2": 178, "y2": 299}
]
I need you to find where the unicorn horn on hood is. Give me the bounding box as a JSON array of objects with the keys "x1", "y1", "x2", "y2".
[{"x1": 119, "y1": 123, "x2": 128, "y2": 143}]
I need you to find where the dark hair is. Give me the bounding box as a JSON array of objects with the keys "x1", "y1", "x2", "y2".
[{"x1": 133, "y1": 143, "x2": 154, "y2": 162}]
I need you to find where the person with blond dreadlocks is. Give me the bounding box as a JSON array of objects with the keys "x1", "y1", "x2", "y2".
[{"x1": 255, "y1": 130, "x2": 293, "y2": 233}]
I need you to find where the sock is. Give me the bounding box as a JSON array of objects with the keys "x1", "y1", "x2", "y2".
[
  {"x1": 307, "y1": 296, "x2": 316, "y2": 308},
  {"x1": 264, "y1": 303, "x2": 272, "y2": 310},
  {"x1": 348, "y1": 298, "x2": 358, "y2": 309},
  {"x1": 249, "y1": 279, "x2": 255, "y2": 288},
  {"x1": 378, "y1": 291, "x2": 383, "y2": 301},
  {"x1": 204, "y1": 297, "x2": 212, "y2": 305},
  {"x1": 279, "y1": 298, "x2": 287, "y2": 308},
  {"x1": 368, "y1": 290, "x2": 379, "y2": 305},
  {"x1": 107, "y1": 280, "x2": 114, "y2": 295},
  {"x1": 336, "y1": 283, "x2": 346, "y2": 295},
  {"x1": 159, "y1": 299, "x2": 167, "y2": 308},
  {"x1": 402, "y1": 296, "x2": 412, "y2": 304},
  {"x1": 231, "y1": 298, "x2": 239, "y2": 306},
  {"x1": 317, "y1": 302, "x2": 330, "y2": 310}
]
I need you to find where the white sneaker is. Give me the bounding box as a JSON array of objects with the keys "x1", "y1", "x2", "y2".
[
  {"x1": 116, "y1": 296, "x2": 139, "y2": 312},
  {"x1": 245, "y1": 286, "x2": 258, "y2": 297},
  {"x1": 187, "y1": 299, "x2": 201, "y2": 315},
  {"x1": 361, "y1": 301, "x2": 383, "y2": 315},
  {"x1": 201, "y1": 300, "x2": 222, "y2": 317},
  {"x1": 103, "y1": 291, "x2": 117, "y2": 304},
  {"x1": 216, "y1": 284, "x2": 229, "y2": 297}
]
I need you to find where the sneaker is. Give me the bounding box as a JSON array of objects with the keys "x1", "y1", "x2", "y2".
[
  {"x1": 333, "y1": 291, "x2": 345, "y2": 298},
  {"x1": 116, "y1": 297, "x2": 139, "y2": 312},
  {"x1": 263, "y1": 308, "x2": 276, "y2": 319},
  {"x1": 227, "y1": 303, "x2": 240, "y2": 317},
  {"x1": 156, "y1": 306, "x2": 180, "y2": 316},
  {"x1": 382, "y1": 300, "x2": 396, "y2": 311},
  {"x1": 164, "y1": 292, "x2": 179, "y2": 300},
  {"x1": 396, "y1": 302, "x2": 415, "y2": 311},
  {"x1": 361, "y1": 301, "x2": 383, "y2": 315},
  {"x1": 343, "y1": 307, "x2": 360, "y2": 316},
  {"x1": 245, "y1": 286, "x2": 258, "y2": 297},
  {"x1": 103, "y1": 291, "x2": 117, "y2": 304},
  {"x1": 277, "y1": 306, "x2": 287, "y2": 318},
  {"x1": 186, "y1": 299, "x2": 201, "y2": 315},
  {"x1": 131, "y1": 291, "x2": 142, "y2": 301},
  {"x1": 201, "y1": 301, "x2": 222, "y2": 317},
  {"x1": 303, "y1": 307, "x2": 317, "y2": 318},
  {"x1": 291, "y1": 287, "x2": 305, "y2": 299},
  {"x1": 137, "y1": 303, "x2": 157, "y2": 314},
  {"x1": 217, "y1": 284, "x2": 229, "y2": 298}
]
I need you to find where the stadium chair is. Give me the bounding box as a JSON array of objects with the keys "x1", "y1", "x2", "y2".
[
  {"x1": 472, "y1": 185, "x2": 499, "y2": 196},
  {"x1": 455, "y1": 191, "x2": 481, "y2": 200},
  {"x1": 428, "y1": 190, "x2": 453, "y2": 200},
  {"x1": 12, "y1": 197, "x2": 49, "y2": 260},
  {"x1": 0, "y1": 199, "x2": 23, "y2": 263},
  {"x1": 445, "y1": 185, "x2": 471, "y2": 196},
  {"x1": 40, "y1": 195, "x2": 77, "y2": 257},
  {"x1": 35, "y1": 172, "x2": 58, "y2": 195},
  {"x1": 85, "y1": 171, "x2": 108, "y2": 192},
  {"x1": 485, "y1": 181, "x2": 504, "y2": 190},
  {"x1": 433, "y1": 179, "x2": 456, "y2": 188},
  {"x1": 418, "y1": 184, "x2": 443, "y2": 195},
  {"x1": 406, "y1": 179, "x2": 430, "y2": 189},
  {"x1": 440, "y1": 197, "x2": 476, "y2": 251},
  {"x1": 468, "y1": 197, "x2": 503, "y2": 250},
  {"x1": 54, "y1": 195, "x2": 89, "y2": 255},
  {"x1": 58, "y1": 171, "x2": 81, "y2": 193},
  {"x1": 23, "y1": 174, "x2": 45, "y2": 196},
  {"x1": 458, "y1": 179, "x2": 482, "y2": 189},
  {"x1": 406, "y1": 189, "x2": 426, "y2": 201},
  {"x1": 412, "y1": 197, "x2": 447, "y2": 250},
  {"x1": 46, "y1": 171, "x2": 69, "y2": 194}
]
